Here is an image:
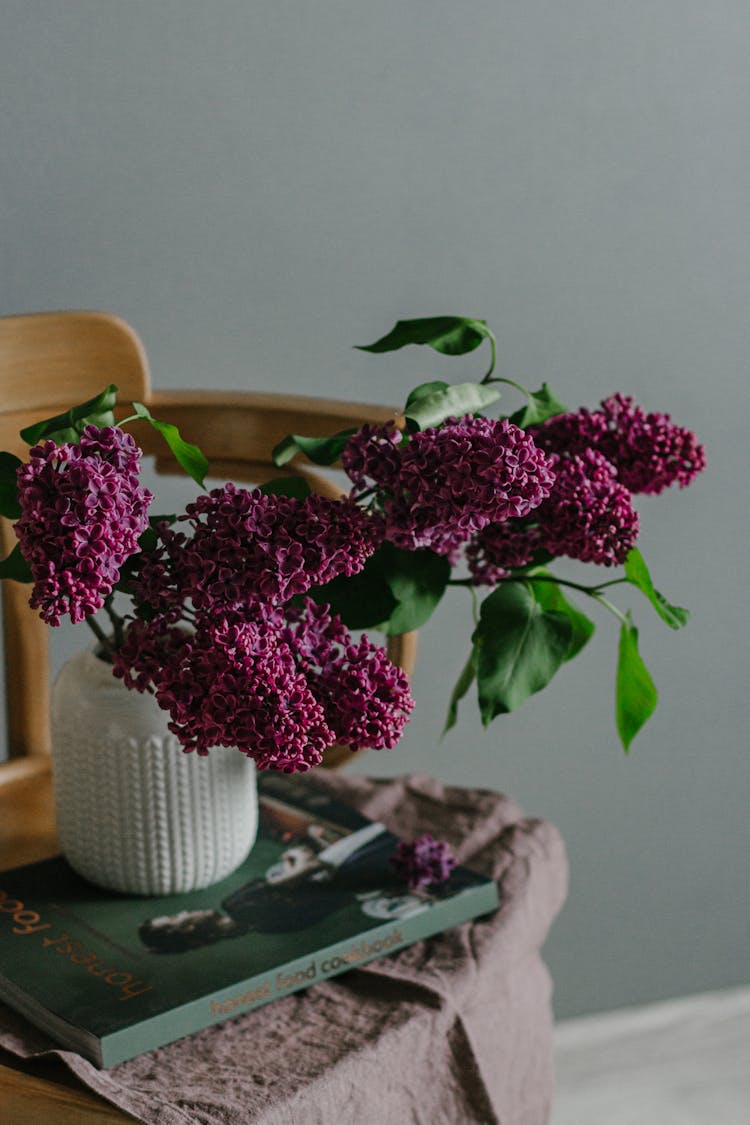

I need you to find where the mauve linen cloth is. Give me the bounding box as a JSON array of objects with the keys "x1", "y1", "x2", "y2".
[{"x1": 0, "y1": 772, "x2": 567, "y2": 1125}]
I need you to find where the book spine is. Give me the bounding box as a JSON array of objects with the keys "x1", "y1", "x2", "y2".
[{"x1": 101, "y1": 880, "x2": 499, "y2": 1067}]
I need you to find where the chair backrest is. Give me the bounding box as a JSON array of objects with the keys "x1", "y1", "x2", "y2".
[{"x1": 0, "y1": 311, "x2": 416, "y2": 785}]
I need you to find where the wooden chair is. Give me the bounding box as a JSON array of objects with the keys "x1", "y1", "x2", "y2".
[{"x1": 0, "y1": 310, "x2": 417, "y2": 1123}]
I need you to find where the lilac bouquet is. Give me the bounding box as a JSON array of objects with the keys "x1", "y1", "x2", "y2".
[
  {"x1": 0, "y1": 314, "x2": 705, "y2": 763},
  {"x1": 274, "y1": 316, "x2": 705, "y2": 749},
  {"x1": 0, "y1": 391, "x2": 413, "y2": 773}
]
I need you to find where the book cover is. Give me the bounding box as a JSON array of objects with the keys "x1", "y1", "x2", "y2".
[{"x1": 0, "y1": 773, "x2": 499, "y2": 1067}]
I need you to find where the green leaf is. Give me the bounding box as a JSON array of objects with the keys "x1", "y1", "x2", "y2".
[
  {"x1": 404, "y1": 381, "x2": 450, "y2": 409},
  {"x1": 0, "y1": 543, "x2": 32, "y2": 583},
  {"x1": 259, "y1": 476, "x2": 312, "y2": 499},
  {"x1": 132, "y1": 402, "x2": 209, "y2": 488},
  {"x1": 0, "y1": 452, "x2": 22, "y2": 519},
  {"x1": 272, "y1": 429, "x2": 358, "y2": 469},
  {"x1": 134, "y1": 526, "x2": 158, "y2": 555},
  {"x1": 616, "y1": 612, "x2": 658, "y2": 751},
  {"x1": 357, "y1": 316, "x2": 492, "y2": 358},
  {"x1": 378, "y1": 543, "x2": 451, "y2": 635},
  {"x1": 307, "y1": 554, "x2": 398, "y2": 630},
  {"x1": 403, "y1": 381, "x2": 501, "y2": 432},
  {"x1": 624, "y1": 547, "x2": 690, "y2": 629},
  {"x1": 473, "y1": 582, "x2": 573, "y2": 723},
  {"x1": 20, "y1": 385, "x2": 118, "y2": 446},
  {"x1": 527, "y1": 573, "x2": 595, "y2": 660},
  {"x1": 309, "y1": 542, "x2": 450, "y2": 634},
  {"x1": 508, "y1": 383, "x2": 568, "y2": 428},
  {"x1": 443, "y1": 651, "x2": 476, "y2": 734}
]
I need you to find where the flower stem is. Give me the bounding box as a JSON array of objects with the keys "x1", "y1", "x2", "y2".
[
  {"x1": 354, "y1": 485, "x2": 378, "y2": 503},
  {"x1": 85, "y1": 614, "x2": 114, "y2": 656},
  {"x1": 510, "y1": 573, "x2": 595, "y2": 596},
  {"x1": 484, "y1": 375, "x2": 531, "y2": 399},
  {"x1": 499, "y1": 573, "x2": 631, "y2": 625},
  {"x1": 469, "y1": 584, "x2": 479, "y2": 625},
  {"x1": 481, "y1": 330, "x2": 498, "y2": 382},
  {"x1": 445, "y1": 579, "x2": 480, "y2": 622},
  {"x1": 102, "y1": 596, "x2": 126, "y2": 650},
  {"x1": 590, "y1": 593, "x2": 630, "y2": 627},
  {"x1": 450, "y1": 572, "x2": 630, "y2": 626},
  {"x1": 499, "y1": 572, "x2": 621, "y2": 598},
  {"x1": 588, "y1": 577, "x2": 629, "y2": 591}
]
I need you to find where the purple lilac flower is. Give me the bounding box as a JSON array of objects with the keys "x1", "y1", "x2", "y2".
[
  {"x1": 341, "y1": 423, "x2": 403, "y2": 491},
  {"x1": 382, "y1": 415, "x2": 555, "y2": 556},
  {"x1": 281, "y1": 599, "x2": 415, "y2": 752},
  {"x1": 111, "y1": 618, "x2": 191, "y2": 695},
  {"x1": 131, "y1": 484, "x2": 384, "y2": 617},
  {"x1": 466, "y1": 519, "x2": 544, "y2": 585},
  {"x1": 113, "y1": 609, "x2": 335, "y2": 770},
  {"x1": 14, "y1": 425, "x2": 152, "y2": 626},
  {"x1": 539, "y1": 450, "x2": 640, "y2": 566},
  {"x1": 532, "y1": 394, "x2": 705, "y2": 495},
  {"x1": 389, "y1": 834, "x2": 457, "y2": 891},
  {"x1": 114, "y1": 598, "x2": 414, "y2": 770}
]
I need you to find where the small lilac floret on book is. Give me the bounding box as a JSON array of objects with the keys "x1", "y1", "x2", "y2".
[{"x1": 389, "y1": 833, "x2": 457, "y2": 891}]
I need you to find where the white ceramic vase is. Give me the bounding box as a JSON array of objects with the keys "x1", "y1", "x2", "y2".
[{"x1": 50, "y1": 648, "x2": 258, "y2": 896}]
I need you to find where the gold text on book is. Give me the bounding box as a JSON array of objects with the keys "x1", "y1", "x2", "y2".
[{"x1": 0, "y1": 888, "x2": 152, "y2": 1002}]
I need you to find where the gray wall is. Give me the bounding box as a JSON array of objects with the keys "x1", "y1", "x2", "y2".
[{"x1": 2, "y1": 2, "x2": 748, "y2": 1019}]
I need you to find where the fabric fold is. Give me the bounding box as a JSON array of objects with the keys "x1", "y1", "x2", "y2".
[{"x1": 0, "y1": 772, "x2": 567, "y2": 1125}]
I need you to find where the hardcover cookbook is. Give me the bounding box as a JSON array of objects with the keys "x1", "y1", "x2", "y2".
[{"x1": 0, "y1": 774, "x2": 499, "y2": 1067}]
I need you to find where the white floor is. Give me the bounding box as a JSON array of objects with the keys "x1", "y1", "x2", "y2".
[{"x1": 551, "y1": 987, "x2": 750, "y2": 1125}]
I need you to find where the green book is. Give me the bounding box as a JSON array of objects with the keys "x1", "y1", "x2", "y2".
[{"x1": 0, "y1": 774, "x2": 499, "y2": 1067}]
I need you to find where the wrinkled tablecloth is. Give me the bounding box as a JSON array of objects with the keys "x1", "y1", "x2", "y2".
[{"x1": 0, "y1": 772, "x2": 567, "y2": 1125}]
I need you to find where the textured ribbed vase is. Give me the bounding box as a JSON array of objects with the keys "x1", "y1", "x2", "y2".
[{"x1": 50, "y1": 648, "x2": 258, "y2": 895}]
